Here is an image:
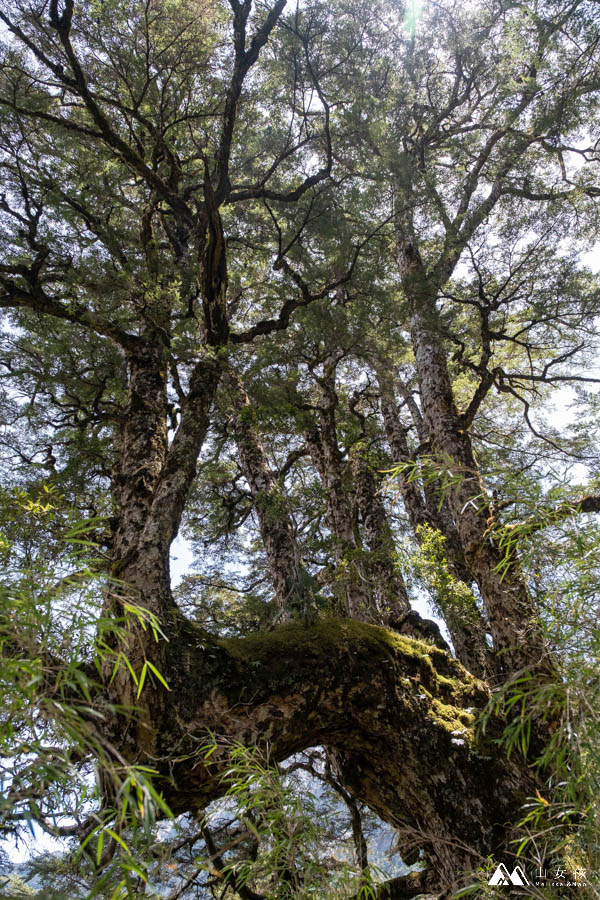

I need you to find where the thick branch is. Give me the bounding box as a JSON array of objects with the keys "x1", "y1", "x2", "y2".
[
  {"x1": 152, "y1": 618, "x2": 537, "y2": 887},
  {"x1": 216, "y1": 0, "x2": 288, "y2": 203},
  {"x1": 139, "y1": 353, "x2": 223, "y2": 561},
  {"x1": 501, "y1": 495, "x2": 600, "y2": 540}
]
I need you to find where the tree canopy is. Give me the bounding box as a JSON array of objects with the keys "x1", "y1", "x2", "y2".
[{"x1": 1, "y1": 0, "x2": 599, "y2": 897}]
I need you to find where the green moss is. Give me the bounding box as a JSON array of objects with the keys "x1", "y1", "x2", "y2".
[
  {"x1": 221, "y1": 618, "x2": 480, "y2": 709},
  {"x1": 222, "y1": 617, "x2": 432, "y2": 666},
  {"x1": 428, "y1": 697, "x2": 475, "y2": 739}
]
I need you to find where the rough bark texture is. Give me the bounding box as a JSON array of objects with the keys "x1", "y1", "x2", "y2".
[
  {"x1": 303, "y1": 366, "x2": 371, "y2": 618},
  {"x1": 228, "y1": 372, "x2": 316, "y2": 620},
  {"x1": 106, "y1": 346, "x2": 221, "y2": 750},
  {"x1": 114, "y1": 617, "x2": 537, "y2": 893},
  {"x1": 302, "y1": 366, "x2": 452, "y2": 646},
  {"x1": 377, "y1": 369, "x2": 493, "y2": 680},
  {"x1": 350, "y1": 443, "x2": 411, "y2": 622},
  {"x1": 112, "y1": 348, "x2": 221, "y2": 600},
  {"x1": 113, "y1": 345, "x2": 170, "y2": 568},
  {"x1": 397, "y1": 245, "x2": 550, "y2": 675}
]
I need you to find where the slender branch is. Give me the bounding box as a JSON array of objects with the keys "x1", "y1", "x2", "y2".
[
  {"x1": 231, "y1": 220, "x2": 387, "y2": 343},
  {"x1": 0, "y1": 282, "x2": 140, "y2": 352},
  {"x1": 502, "y1": 495, "x2": 600, "y2": 539},
  {"x1": 39, "y1": 2, "x2": 193, "y2": 223},
  {"x1": 201, "y1": 824, "x2": 266, "y2": 900}
]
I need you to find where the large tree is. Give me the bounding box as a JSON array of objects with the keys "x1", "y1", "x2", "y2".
[{"x1": 1, "y1": 0, "x2": 599, "y2": 896}]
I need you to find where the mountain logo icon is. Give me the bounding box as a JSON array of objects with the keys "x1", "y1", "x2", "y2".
[{"x1": 488, "y1": 863, "x2": 530, "y2": 886}]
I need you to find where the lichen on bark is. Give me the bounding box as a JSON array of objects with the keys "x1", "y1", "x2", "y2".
[{"x1": 125, "y1": 616, "x2": 537, "y2": 891}]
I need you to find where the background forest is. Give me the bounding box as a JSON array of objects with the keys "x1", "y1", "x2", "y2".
[{"x1": 0, "y1": 0, "x2": 599, "y2": 897}]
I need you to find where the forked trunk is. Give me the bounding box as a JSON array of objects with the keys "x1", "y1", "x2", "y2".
[{"x1": 106, "y1": 343, "x2": 221, "y2": 751}]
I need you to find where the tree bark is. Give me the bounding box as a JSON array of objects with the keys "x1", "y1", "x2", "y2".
[
  {"x1": 303, "y1": 364, "x2": 372, "y2": 619},
  {"x1": 301, "y1": 364, "x2": 450, "y2": 646},
  {"x1": 106, "y1": 344, "x2": 222, "y2": 754},
  {"x1": 125, "y1": 617, "x2": 538, "y2": 893},
  {"x1": 398, "y1": 244, "x2": 550, "y2": 675},
  {"x1": 112, "y1": 344, "x2": 169, "y2": 570},
  {"x1": 350, "y1": 443, "x2": 411, "y2": 623},
  {"x1": 227, "y1": 371, "x2": 317, "y2": 620},
  {"x1": 376, "y1": 369, "x2": 493, "y2": 680}
]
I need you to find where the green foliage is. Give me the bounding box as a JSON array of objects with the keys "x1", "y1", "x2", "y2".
[
  {"x1": 389, "y1": 455, "x2": 486, "y2": 513},
  {"x1": 0, "y1": 518, "x2": 175, "y2": 899},
  {"x1": 196, "y1": 738, "x2": 381, "y2": 900},
  {"x1": 209, "y1": 741, "x2": 335, "y2": 897},
  {"x1": 410, "y1": 525, "x2": 480, "y2": 628},
  {"x1": 474, "y1": 504, "x2": 600, "y2": 889}
]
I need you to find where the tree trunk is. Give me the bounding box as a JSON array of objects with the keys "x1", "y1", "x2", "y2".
[
  {"x1": 227, "y1": 372, "x2": 317, "y2": 620},
  {"x1": 399, "y1": 244, "x2": 550, "y2": 675},
  {"x1": 377, "y1": 369, "x2": 493, "y2": 679},
  {"x1": 350, "y1": 442, "x2": 411, "y2": 623},
  {"x1": 106, "y1": 343, "x2": 222, "y2": 753},
  {"x1": 303, "y1": 365, "x2": 372, "y2": 618},
  {"x1": 112, "y1": 344, "x2": 169, "y2": 572}
]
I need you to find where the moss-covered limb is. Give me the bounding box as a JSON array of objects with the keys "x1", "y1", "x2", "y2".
[
  {"x1": 138, "y1": 618, "x2": 537, "y2": 888},
  {"x1": 371, "y1": 870, "x2": 438, "y2": 899}
]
